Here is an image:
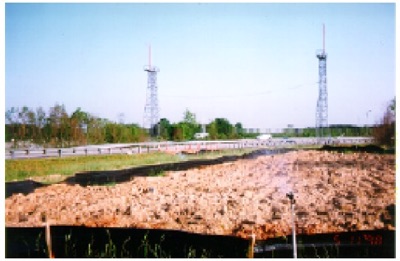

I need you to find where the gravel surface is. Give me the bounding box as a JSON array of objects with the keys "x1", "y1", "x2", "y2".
[{"x1": 5, "y1": 150, "x2": 395, "y2": 240}]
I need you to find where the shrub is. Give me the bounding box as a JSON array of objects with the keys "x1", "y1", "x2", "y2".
[{"x1": 373, "y1": 99, "x2": 395, "y2": 147}]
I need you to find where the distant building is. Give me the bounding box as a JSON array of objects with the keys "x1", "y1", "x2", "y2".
[
  {"x1": 194, "y1": 132, "x2": 209, "y2": 139},
  {"x1": 244, "y1": 128, "x2": 284, "y2": 134}
]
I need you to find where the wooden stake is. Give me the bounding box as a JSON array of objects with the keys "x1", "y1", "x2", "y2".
[
  {"x1": 247, "y1": 234, "x2": 256, "y2": 258},
  {"x1": 45, "y1": 221, "x2": 54, "y2": 258}
]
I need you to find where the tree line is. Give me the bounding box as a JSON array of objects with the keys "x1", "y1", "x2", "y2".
[
  {"x1": 5, "y1": 98, "x2": 395, "y2": 148},
  {"x1": 5, "y1": 104, "x2": 250, "y2": 148},
  {"x1": 158, "y1": 109, "x2": 247, "y2": 141},
  {"x1": 5, "y1": 104, "x2": 149, "y2": 148}
]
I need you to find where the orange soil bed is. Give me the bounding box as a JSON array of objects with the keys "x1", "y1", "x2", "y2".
[{"x1": 5, "y1": 150, "x2": 395, "y2": 240}]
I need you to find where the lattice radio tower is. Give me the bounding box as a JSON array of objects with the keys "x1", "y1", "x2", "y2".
[
  {"x1": 315, "y1": 24, "x2": 329, "y2": 138},
  {"x1": 143, "y1": 45, "x2": 160, "y2": 136}
]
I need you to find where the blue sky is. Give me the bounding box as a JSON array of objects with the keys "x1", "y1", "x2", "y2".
[{"x1": 4, "y1": 3, "x2": 396, "y2": 129}]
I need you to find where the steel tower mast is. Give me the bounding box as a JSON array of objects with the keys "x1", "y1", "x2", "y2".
[
  {"x1": 315, "y1": 24, "x2": 329, "y2": 138},
  {"x1": 143, "y1": 45, "x2": 160, "y2": 136}
]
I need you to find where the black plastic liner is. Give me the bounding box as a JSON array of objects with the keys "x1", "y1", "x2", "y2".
[
  {"x1": 6, "y1": 145, "x2": 392, "y2": 198},
  {"x1": 5, "y1": 226, "x2": 248, "y2": 258},
  {"x1": 4, "y1": 180, "x2": 45, "y2": 199},
  {"x1": 5, "y1": 148, "x2": 292, "y2": 198},
  {"x1": 254, "y1": 229, "x2": 395, "y2": 258},
  {"x1": 5, "y1": 226, "x2": 395, "y2": 258}
]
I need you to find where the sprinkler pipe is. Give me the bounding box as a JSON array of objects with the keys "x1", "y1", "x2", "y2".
[{"x1": 286, "y1": 192, "x2": 297, "y2": 258}]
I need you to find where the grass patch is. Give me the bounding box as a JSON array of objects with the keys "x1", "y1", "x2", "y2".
[
  {"x1": 5, "y1": 148, "x2": 257, "y2": 183},
  {"x1": 5, "y1": 152, "x2": 180, "y2": 182}
]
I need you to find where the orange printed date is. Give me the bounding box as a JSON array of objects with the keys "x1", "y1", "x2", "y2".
[{"x1": 333, "y1": 233, "x2": 382, "y2": 246}]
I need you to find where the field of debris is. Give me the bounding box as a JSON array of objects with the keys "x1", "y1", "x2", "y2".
[{"x1": 5, "y1": 150, "x2": 395, "y2": 240}]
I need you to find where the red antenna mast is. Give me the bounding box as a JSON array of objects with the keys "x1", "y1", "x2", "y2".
[
  {"x1": 149, "y1": 44, "x2": 152, "y2": 68},
  {"x1": 323, "y1": 23, "x2": 325, "y2": 54}
]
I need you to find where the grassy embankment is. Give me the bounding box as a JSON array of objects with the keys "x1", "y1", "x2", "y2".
[{"x1": 5, "y1": 148, "x2": 258, "y2": 183}]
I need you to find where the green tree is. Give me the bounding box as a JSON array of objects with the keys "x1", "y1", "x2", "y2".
[
  {"x1": 159, "y1": 118, "x2": 172, "y2": 140},
  {"x1": 207, "y1": 121, "x2": 218, "y2": 140},
  {"x1": 171, "y1": 124, "x2": 184, "y2": 141},
  {"x1": 47, "y1": 103, "x2": 70, "y2": 147},
  {"x1": 128, "y1": 123, "x2": 148, "y2": 142},
  {"x1": 373, "y1": 98, "x2": 395, "y2": 147},
  {"x1": 71, "y1": 107, "x2": 89, "y2": 124},
  {"x1": 234, "y1": 122, "x2": 244, "y2": 138},
  {"x1": 70, "y1": 108, "x2": 90, "y2": 145},
  {"x1": 104, "y1": 123, "x2": 114, "y2": 143},
  {"x1": 5, "y1": 107, "x2": 19, "y2": 142},
  {"x1": 173, "y1": 109, "x2": 201, "y2": 140},
  {"x1": 88, "y1": 117, "x2": 108, "y2": 144},
  {"x1": 302, "y1": 127, "x2": 315, "y2": 137},
  {"x1": 26, "y1": 108, "x2": 36, "y2": 142},
  {"x1": 183, "y1": 109, "x2": 197, "y2": 125},
  {"x1": 35, "y1": 107, "x2": 47, "y2": 144},
  {"x1": 6, "y1": 106, "x2": 37, "y2": 145},
  {"x1": 390, "y1": 98, "x2": 396, "y2": 112},
  {"x1": 17, "y1": 106, "x2": 30, "y2": 141},
  {"x1": 214, "y1": 118, "x2": 234, "y2": 139}
]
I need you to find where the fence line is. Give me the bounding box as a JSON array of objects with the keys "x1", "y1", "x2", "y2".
[{"x1": 5, "y1": 137, "x2": 373, "y2": 160}]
